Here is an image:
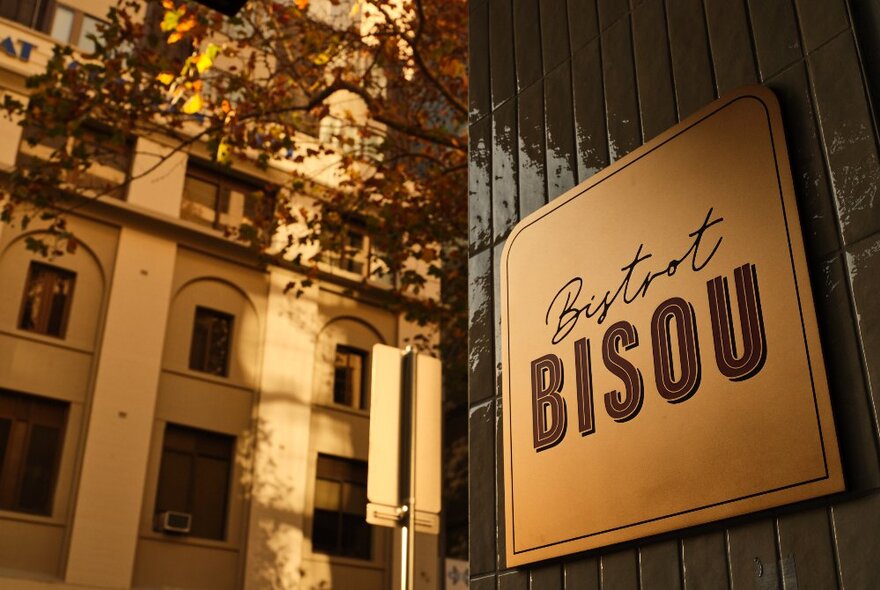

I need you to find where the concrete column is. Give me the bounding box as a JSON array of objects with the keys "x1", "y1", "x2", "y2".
[
  {"x1": 243, "y1": 269, "x2": 320, "y2": 590},
  {"x1": 65, "y1": 228, "x2": 176, "y2": 588}
]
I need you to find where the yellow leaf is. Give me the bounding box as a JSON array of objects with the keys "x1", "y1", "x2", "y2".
[
  {"x1": 196, "y1": 53, "x2": 213, "y2": 73},
  {"x1": 216, "y1": 138, "x2": 231, "y2": 164},
  {"x1": 295, "y1": 0, "x2": 308, "y2": 9},
  {"x1": 160, "y1": 10, "x2": 179, "y2": 32},
  {"x1": 349, "y1": 0, "x2": 360, "y2": 16},
  {"x1": 161, "y1": 0, "x2": 175, "y2": 9},
  {"x1": 167, "y1": 31, "x2": 183, "y2": 44},
  {"x1": 312, "y1": 52, "x2": 330, "y2": 65},
  {"x1": 156, "y1": 72, "x2": 175, "y2": 85},
  {"x1": 182, "y1": 93, "x2": 203, "y2": 114}
]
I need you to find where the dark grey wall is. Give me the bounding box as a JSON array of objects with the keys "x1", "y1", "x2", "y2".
[{"x1": 467, "y1": 0, "x2": 880, "y2": 587}]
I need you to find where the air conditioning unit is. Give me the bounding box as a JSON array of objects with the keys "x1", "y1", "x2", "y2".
[{"x1": 155, "y1": 511, "x2": 192, "y2": 534}]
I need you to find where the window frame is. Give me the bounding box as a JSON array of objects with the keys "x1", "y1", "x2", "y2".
[
  {"x1": 153, "y1": 423, "x2": 235, "y2": 541},
  {"x1": 0, "y1": 0, "x2": 54, "y2": 33},
  {"x1": 180, "y1": 162, "x2": 276, "y2": 235},
  {"x1": 18, "y1": 261, "x2": 77, "y2": 339},
  {"x1": 188, "y1": 306, "x2": 234, "y2": 378},
  {"x1": 0, "y1": 389, "x2": 69, "y2": 517},
  {"x1": 332, "y1": 345, "x2": 369, "y2": 410},
  {"x1": 310, "y1": 454, "x2": 372, "y2": 561},
  {"x1": 48, "y1": 4, "x2": 104, "y2": 53},
  {"x1": 318, "y1": 218, "x2": 396, "y2": 288}
]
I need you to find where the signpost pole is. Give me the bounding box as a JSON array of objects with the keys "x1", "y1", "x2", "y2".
[{"x1": 402, "y1": 347, "x2": 417, "y2": 590}]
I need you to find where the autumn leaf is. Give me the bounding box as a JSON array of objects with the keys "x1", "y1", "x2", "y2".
[
  {"x1": 160, "y1": 9, "x2": 181, "y2": 32},
  {"x1": 156, "y1": 72, "x2": 175, "y2": 85},
  {"x1": 295, "y1": 0, "x2": 308, "y2": 9},
  {"x1": 181, "y1": 93, "x2": 203, "y2": 114},
  {"x1": 167, "y1": 31, "x2": 184, "y2": 44},
  {"x1": 216, "y1": 138, "x2": 231, "y2": 164},
  {"x1": 195, "y1": 43, "x2": 221, "y2": 73}
]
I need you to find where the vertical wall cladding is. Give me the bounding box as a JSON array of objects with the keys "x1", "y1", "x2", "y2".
[{"x1": 468, "y1": 0, "x2": 880, "y2": 587}]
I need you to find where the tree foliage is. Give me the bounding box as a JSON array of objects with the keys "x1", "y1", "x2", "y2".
[{"x1": 1, "y1": 0, "x2": 468, "y2": 355}]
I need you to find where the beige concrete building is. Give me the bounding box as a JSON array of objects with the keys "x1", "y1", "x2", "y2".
[{"x1": 0, "y1": 2, "x2": 435, "y2": 587}]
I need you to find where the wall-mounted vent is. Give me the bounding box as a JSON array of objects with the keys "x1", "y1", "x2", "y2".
[{"x1": 156, "y1": 511, "x2": 192, "y2": 534}]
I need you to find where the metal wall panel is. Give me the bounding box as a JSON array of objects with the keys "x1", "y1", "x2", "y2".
[{"x1": 468, "y1": 0, "x2": 880, "y2": 586}]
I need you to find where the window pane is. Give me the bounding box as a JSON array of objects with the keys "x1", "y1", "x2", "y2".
[
  {"x1": 0, "y1": 0, "x2": 45, "y2": 29},
  {"x1": 189, "y1": 307, "x2": 233, "y2": 377},
  {"x1": 16, "y1": 424, "x2": 61, "y2": 514},
  {"x1": 19, "y1": 262, "x2": 76, "y2": 338},
  {"x1": 191, "y1": 455, "x2": 230, "y2": 540},
  {"x1": 341, "y1": 513, "x2": 371, "y2": 559},
  {"x1": 312, "y1": 509, "x2": 338, "y2": 553},
  {"x1": 332, "y1": 347, "x2": 367, "y2": 409},
  {"x1": 155, "y1": 449, "x2": 192, "y2": 514},
  {"x1": 49, "y1": 6, "x2": 74, "y2": 43},
  {"x1": 76, "y1": 15, "x2": 100, "y2": 53},
  {"x1": 181, "y1": 175, "x2": 220, "y2": 226},
  {"x1": 0, "y1": 419, "x2": 10, "y2": 483},
  {"x1": 342, "y1": 482, "x2": 366, "y2": 516},
  {"x1": 46, "y1": 274, "x2": 74, "y2": 336},
  {"x1": 333, "y1": 367, "x2": 351, "y2": 405},
  {"x1": 207, "y1": 315, "x2": 232, "y2": 376},
  {"x1": 314, "y1": 479, "x2": 340, "y2": 511},
  {"x1": 312, "y1": 455, "x2": 371, "y2": 559}
]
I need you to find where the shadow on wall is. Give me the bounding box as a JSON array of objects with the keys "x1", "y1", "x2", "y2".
[{"x1": 237, "y1": 414, "x2": 307, "y2": 590}]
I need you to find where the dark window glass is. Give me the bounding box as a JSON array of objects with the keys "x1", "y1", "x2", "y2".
[
  {"x1": 0, "y1": 390, "x2": 68, "y2": 515},
  {"x1": 17, "y1": 425, "x2": 61, "y2": 512},
  {"x1": 19, "y1": 262, "x2": 76, "y2": 338},
  {"x1": 180, "y1": 164, "x2": 274, "y2": 237},
  {"x1": 189, "y1": 307, "x2": 233, "y2": 377},
  {"x1": 312, "y1": 455, "x2": 371, "y2": 560},
  {"x1": 0, "y1": 419, "x2": 10, "y2": 483},
  {"x1": 0, "y1": 0, "x2": 52, "y2": 31},
  {"x1": 155, "y1": 424, "x2": 234, "y2": 541},
  {"x1": 333, "y1": 346, "x2": 367, "y2": 409}
]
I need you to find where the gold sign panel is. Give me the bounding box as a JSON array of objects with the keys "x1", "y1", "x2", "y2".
[{"x1": 500, "y1": 87, "x2": 844, "y2": 567}]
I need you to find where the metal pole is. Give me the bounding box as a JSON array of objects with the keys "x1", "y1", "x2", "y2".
[{"x1": 402, "y1": 348, "x2": 417, "y2": 590}]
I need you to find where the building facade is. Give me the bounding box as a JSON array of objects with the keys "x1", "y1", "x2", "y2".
[
  {"x1": 469, "y1": 0, "x2": 880, "y2": 588},
  {"x1": 0, "y1": 2, "x2": 439, "y2": 588}
]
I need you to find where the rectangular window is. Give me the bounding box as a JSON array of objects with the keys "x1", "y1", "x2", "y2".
[
  {"x1": 333, "y1": 346, "x2": 368, "y2": 410},
  {"x1": 0, "y1": 390, "x2": 68, "y2": 516},
  {"x1": 321, "y1": 228, "x2": 369, "y2": 276},
  {"x1": 19, "y1": 262, "x2": 76, "y2": 339},
  {"x1": 0, "y1": 0, "x2": 52, "y2": 31},
  {"x1": 189, "y1": 307, "x2": 233, "y2": 377},
  {"x1": 154, "y1": 424, "x2": 234, "y2": 540},
  {"x1": 18, "y1": 123, "x2": 132, "y2": 200},
  {"x1": 180, "y1": 163, "x2": 274, "y2": 238},
  {"x1": 48, "y1": 5, "x2": 103, "y2": 52},
  {"x1": 312, "y1": 455, "x2": 371, "y2": 560}
]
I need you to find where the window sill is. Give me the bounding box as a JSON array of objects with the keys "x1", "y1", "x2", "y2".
[
  {"x1": 162, "y1": 367, "x2": 253, "y2": 392},
  {"x1": 0, "y1": 508, "x2": 66, "y2": 528},
  {"x1": 139, "y1": 529, "x2": 240, "y2": 552},
  {"x1": 0, "y1": 327, "x2": 93, "y2": 355},
  {"x1": 304, "y1": 551, "x2": 385, "y2": 570},
  {"x1": 312, "y1": 402, "x2": 370, "y2": 419}
]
